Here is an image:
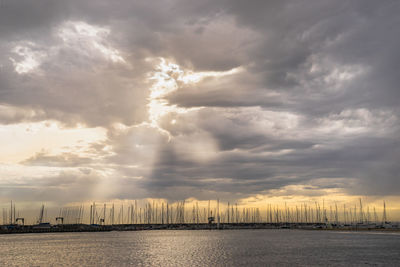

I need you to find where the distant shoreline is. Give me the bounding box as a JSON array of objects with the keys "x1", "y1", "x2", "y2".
[{"x1": 1, "y1": 223, "x2": 399, "y2": 235}]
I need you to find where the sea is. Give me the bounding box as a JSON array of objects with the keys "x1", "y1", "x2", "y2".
[{"x1": 0, "y1": 229, "x2": 399, "y2": 266}]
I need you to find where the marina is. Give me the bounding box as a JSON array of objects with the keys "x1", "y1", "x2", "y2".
[{"x1": 1, "y1": 199, "x2": 398, "y2": 234}]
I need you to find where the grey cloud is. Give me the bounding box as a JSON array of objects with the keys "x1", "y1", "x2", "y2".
[
  {"x1": 0, "y1": 0, "x2": 399, "y2": 202},
  {"x1": 139, "y1": 103, "x2": 399, "y2": 199},
  {"x1": 0, "y1": 171, "x2": 100, "y2": 203},
  {"x1": 21, "y1": 151, "x2": 93, "y2": 167}
]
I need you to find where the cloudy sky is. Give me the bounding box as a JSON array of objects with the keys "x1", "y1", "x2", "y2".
[{"x1": 0, "y1": 0, "x2": 399, "y2": 212}]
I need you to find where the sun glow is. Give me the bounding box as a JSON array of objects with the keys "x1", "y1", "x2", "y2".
[{"x1": 0, "y1": 120, "x2": 107, "y2": 163}]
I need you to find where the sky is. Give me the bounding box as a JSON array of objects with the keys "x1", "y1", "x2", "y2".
[{"x1": 0, "y1": 0, "x2": 399, "y2": 215}]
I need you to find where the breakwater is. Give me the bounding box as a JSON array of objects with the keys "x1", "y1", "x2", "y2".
[{"x1": 1, "y1": 222, "x2": 399, "y2": 234}]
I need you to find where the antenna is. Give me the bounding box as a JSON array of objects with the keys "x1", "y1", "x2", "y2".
[
  {"x1": 382, "y1": 201, "x2": 387, "y2": 224},
  {"x1": 217, "y1": 199, "x2": 220, "y2": 229},
  {"x1": 38, "y1": 205, "x2": 45, "y2": 224},
  {"x1": 104, "y1": 204, "x2": 106, "y2": 225},
  {"x1": 10, "y1": 201, "x2": 12, "y2": 224}
]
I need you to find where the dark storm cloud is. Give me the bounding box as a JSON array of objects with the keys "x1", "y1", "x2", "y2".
[
  {"x1": 169, "y1": 1, "x2": 400, "y2": 112},
  {"x1": 1, "y1": 0, "x2": 399, "y2": 202}
]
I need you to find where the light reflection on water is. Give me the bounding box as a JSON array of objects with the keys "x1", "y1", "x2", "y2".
[{"x1": 0, "y1": 230, "x2": 399, "y2": 266}]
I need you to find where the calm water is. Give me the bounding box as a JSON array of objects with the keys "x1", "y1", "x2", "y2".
[{"x1": 0, "y1": 230, "x2": 399, "y2": 266}]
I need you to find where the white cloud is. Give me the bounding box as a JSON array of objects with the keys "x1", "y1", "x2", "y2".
[
  {"x1": 9, "y1": 42, "x2": 47, "y2": 74},
  {"x1": 58, "y1": 21, "x2": 126, "y2": 64}
]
